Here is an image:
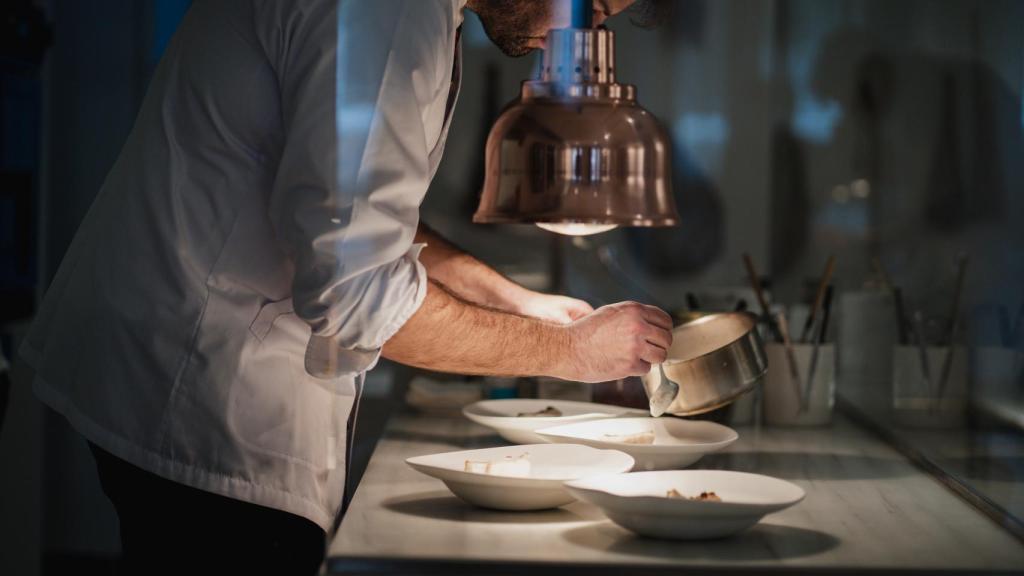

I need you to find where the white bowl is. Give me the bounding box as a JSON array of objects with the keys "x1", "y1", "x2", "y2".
[
  {"x1": 462, "y1": 399, "x2": 645, "y2": 445},
  {"x1": 565, "y1": 470, "x2": 805, "y2": 540},
  {"x1": 406, "y1": 444, "x2": 635, "y2": 511},
  {"x1": 536, "y1": 417, "x2": 737, "y2": 470}
]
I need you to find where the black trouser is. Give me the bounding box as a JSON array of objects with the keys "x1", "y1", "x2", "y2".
[{"x1": 89, "y1": 443, "x2": 326, "y2": 575}]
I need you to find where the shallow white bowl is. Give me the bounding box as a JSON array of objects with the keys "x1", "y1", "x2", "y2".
[
  {"x1": 462, "y1": 399, "x2": 645, "y2": 445},
  {"x1": 406, "y1": 444, "x2": 635, "y2": 511},
  {"x1": 565, "y1": 470, "x2": 805, "y2": 540},
  {"x1": 536, "y1": 417, "x2": 737, "y2": 470}
]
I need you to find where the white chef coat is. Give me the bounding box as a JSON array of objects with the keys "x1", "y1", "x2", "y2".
[{"x1": 21, "y1": 0, "x2": 465, "y2": 531}]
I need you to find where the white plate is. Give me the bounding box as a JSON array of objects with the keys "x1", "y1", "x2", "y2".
[
  {"x1": 536, "y1": 417, "x2": 737, "y2": 470},
  {"x1": 406, "y1": 444, "x2": 634, "y2": 511},
  {"x1": 565, "y1": 470, "x2": 805, "y2": 540},
  {"x1": 462, "y1": 399, "x2": 645, "y2": 444}
]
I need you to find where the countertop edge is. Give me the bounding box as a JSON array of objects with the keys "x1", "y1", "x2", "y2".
[{"x1": 327, "y1": 555, "x2": 1024, "y2": 576}]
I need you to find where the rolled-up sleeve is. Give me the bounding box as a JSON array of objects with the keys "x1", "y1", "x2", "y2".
[{"x1": 255, "y1": 0, "x2": 452, "y2": 377}]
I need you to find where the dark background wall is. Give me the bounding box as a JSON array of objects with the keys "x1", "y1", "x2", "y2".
[{"x1": 1, "y1": 2, "x2": 189, "y2": 574}]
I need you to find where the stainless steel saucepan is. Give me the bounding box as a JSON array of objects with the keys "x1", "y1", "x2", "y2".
[{"x1": 642, "y1": 312, "x2": 768, "y2": 417}]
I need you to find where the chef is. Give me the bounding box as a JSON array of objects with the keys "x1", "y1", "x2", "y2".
[{"x1": 20, "y1": 0, "x2": 670, "y2": 573}]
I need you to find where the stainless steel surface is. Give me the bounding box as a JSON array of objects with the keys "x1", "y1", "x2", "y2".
[
  {"x1": 474, "y1": 27, "x2": 678, "y2": 228},
  {"x1": 840, "y1": 396, "x2": 1024, "y2": 544},
  {"x1": 641, "y1": 312, "x2": 767, "y2": 416}
]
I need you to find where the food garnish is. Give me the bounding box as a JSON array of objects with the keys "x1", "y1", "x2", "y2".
[
  {"x1": 464, "y1": 453, "x2": 531, "y2": 477},
  {"x1": 666, "y1": 488, "x2": 721, "y2": 501},
  {"x1": 517, "y1": 406, "x2": 563, "y2": 417}
]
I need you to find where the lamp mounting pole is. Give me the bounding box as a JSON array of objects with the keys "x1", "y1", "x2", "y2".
[
  {"x1": 571, "y1": 0, "x2": 593, "y2": 28},
  {"x1": 550, "y1": 1, "x2": 591, "y2": 294}
]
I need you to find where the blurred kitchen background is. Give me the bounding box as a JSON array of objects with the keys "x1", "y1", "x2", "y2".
[{"x1": 1, "y1": 0, "x2": 1022, "y2": 573}]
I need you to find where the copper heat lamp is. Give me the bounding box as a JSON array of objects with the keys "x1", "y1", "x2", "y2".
[{"x1": 473, "y1": 0, "x2": 679, "y2": 236}]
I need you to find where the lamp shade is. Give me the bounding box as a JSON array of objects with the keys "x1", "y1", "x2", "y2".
[{"x1": 473, "y1": 27, "x2": 678, "y2": 231}]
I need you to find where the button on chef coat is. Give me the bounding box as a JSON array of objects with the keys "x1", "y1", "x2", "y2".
[{"x1": 20, "y1": 0, "x2": 465, "y2": 531}]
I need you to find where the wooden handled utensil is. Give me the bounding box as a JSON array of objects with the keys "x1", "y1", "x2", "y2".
[
  {"x1": 775, "y1": 312, "x2": 805, "y2": 412},
  {"x1": 934, "y1": 254, "x2": 969, "y2": 408},
  {"x1": 801, "y1": 285, "x2": 834, "y2": 412},
  {"x1": 800, "y1": 255, "x2": 836, "y2": 344},
  {"x1": 742, "y1": 253, "x2": 779, "y2": 341}
]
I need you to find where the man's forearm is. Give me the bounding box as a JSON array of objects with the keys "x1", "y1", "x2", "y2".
[
  {"x1": 415, "y1": 224, "x2": 528, "y2": 311},
  {"x1": 381, "y1": 278, "x2": 573, "y2": 378}
]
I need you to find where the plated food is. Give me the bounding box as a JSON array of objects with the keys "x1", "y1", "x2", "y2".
[
  {"x1": 406, "y1": 444, "x2": 634, "y2": 511},
  {"x1": 666, "y1": 488, "x2": 721, "y2": 501},
  {"x1": 564, "y1": 470, "x2": 805, "y2": 540},
  {"x1": 604, "y1": 429, "x2": 655, "y2": 445},
  {"x1": 536, "y1": 417, "x2": 737, "y2": 470},
  {"x1": 464, "y1": 453, "x2": 531, "y2": 477},
  {"x1": 518, "y1": 406, "x2": 562, "y2": 417},
  {"x1": 462, "y1": 399, "x2": 646, "y2": 444}
]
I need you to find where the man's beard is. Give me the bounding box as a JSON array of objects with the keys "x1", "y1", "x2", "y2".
[{"x1": 475, "y1": 0, "x2": 551, "y2": 57}]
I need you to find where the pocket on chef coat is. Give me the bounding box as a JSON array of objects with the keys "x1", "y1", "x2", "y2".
[
  {"x1": 248, "y1": 297, "x2": 295, "y2": 341},
  {"x1": 227, "y1": 297, "x2": 356, "y2": 470}
]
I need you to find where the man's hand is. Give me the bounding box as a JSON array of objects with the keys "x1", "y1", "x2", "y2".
[
  {"x1": 383, "y1": 283, "x2": 673, "y2": 384},
  {"x1": 516, "y1": 293, "x2": 593, "y2": 324},
  {"x1": 388, "y1": 225, "x2": 672, "y2": 382},
  {"x1": 560, "y1": 301, "x2": 674, "y2": 383}
]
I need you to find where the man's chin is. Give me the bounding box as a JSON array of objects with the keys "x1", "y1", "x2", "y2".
[
  {"x1": 497, "y1": 45, "x2": 537, "y2": 57},
  {"x1": 493, "y1": 36, "x2": 544, "y2": 58}
]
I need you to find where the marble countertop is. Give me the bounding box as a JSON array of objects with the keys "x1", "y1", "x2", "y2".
[{"x1": 327, "y1": 411, "x2": 1024, "y2": 575}]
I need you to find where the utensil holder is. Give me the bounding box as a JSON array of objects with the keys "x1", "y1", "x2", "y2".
[
  {"x1": 764, "y1": 343, "x2": 835, "y2": 426},
  {"x1": 837, "y1": 291, "x2": 897, "y2": 392},
  {"x1": 891, "y1": 345, "x2": 967, "y2": 428}
]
